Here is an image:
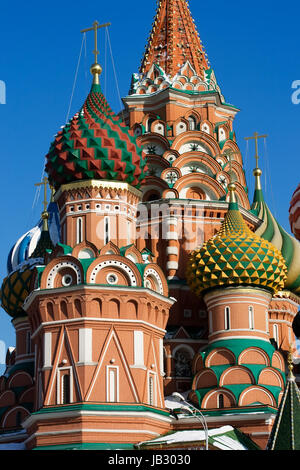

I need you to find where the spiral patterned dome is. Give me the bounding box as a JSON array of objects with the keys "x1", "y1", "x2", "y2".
[
  {"x1": 186, "y1": 189, "x2": 288, "y2": 296},
  {"x1": 45, "y1": 83, "x2": 147, "y2": 190},
  {"x1": 289, "y1": 183, "x2": 300, "y2": 241}
]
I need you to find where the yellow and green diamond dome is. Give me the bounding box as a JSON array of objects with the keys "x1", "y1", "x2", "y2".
[{"x1": 187, "y1": 186, "x2": 288, "y2": 296}]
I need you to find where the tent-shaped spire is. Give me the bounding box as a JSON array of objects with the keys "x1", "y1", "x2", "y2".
[
  {"x1": 140, "y1": 0, "x2": 209, "y2": 79},
  {"x1": 251, "y1": 166, "x2": 300, "y2": 295},
  {"x1": 267, "y1": 349, "x2": 300, "y2": 450}
]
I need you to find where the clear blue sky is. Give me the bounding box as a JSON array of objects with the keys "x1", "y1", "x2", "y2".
[{"x1": 0, "y1": 0, "x2": 299, "y2": 365}]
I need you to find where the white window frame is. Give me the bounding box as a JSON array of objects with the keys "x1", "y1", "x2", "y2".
[
  {"x1": 224, "y1": 306, "x2": 230, "y2": 330},
  {"x1": 43, "y1": 332, "x2": 52, "y2": 368},
  {"x1": 133, "y1": 331, "x2": 144, "y2": 368},
  {"x1": 148, "y1": 372, "x2": 157, "y2": 406},
  {"x1": 106, "y1": 365, "x2": 119, "y2": 402},
  {"x1": 104, "y1": 216, "x2": 110, "y2": 244},
  {"x1": 57, "y1": 367, "x2": 73, "y2": 404},
  {"x1": 249, "y1": 306, "x2": 254, "y2": 330},
  {"x1": 76, "y1": 217, "x2": 83, "y2": 244}
]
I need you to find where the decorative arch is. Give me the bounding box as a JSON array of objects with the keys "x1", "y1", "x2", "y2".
[
  {"x1": 192, "y1": 353, "x2": 204, "y2": 374},
  {"x1": 1, "y1": 406, "x2": 31, "y2": 429},
  {"x1": 206, "y1": 348, "x2": 236, "y2": 367},
  {"x1": 143, "y1": 263, "x2": 168, "y2": 296},
  {"x1": 238, "y1": 347, "x2": 270, "y2": 366},
  {"x1": 7, "y1": 371, "x2": 33, "y2": 389},
  {"x1": 219, "y1": 366, "x2": 255, "y2": 386},
  {"x1": 174, "y1": 173, "x2": 226, "y2": 201},
  {"x1": 171, "y1": 130, "x2": 220, "y2": 157},
  {"x1": 238, "y1": 385, "x2": 277, "y2": 407},
  {"x1": 41, "y1": 256, "x2": 83, "y2": 290},
  {"x1": 174, "y1": 152, "x2": 222, "y2": 176},
  {"x1": 271, "y1": 351, "x2": 285, "y2": 371},
  {"x1": 72, "y1": 240, "x2": 98, "y2": 260},
  {"x1": 202, "y1": 388, "x2": 236, "y2": 409},
  {"x1": 86, "y1": 254, "x2": 142, "y2": 287},
  {"x1": 192, "y1": 368, "x2": 218, "y2": 390},
  {"x1": 258, "y1": 367, "x2": 285, "y2": 388}
]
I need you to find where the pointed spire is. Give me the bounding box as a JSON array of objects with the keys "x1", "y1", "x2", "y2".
[
  {"x1": 140, "y1": 0, "x2": 209, "y2": 79},
  {"x1": 267, "y1": 346, "x2": 300, "y2": 450}
]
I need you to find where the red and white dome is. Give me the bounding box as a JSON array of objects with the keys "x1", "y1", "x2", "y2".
[{"x1": 289, "y1": 183, "x2": 300, "y2": 241}]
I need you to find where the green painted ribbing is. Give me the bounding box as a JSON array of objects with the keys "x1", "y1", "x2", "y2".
[
  {"x1": 261, "y1": 205, "x2": 275, "y2": 241},
  {"x1": 33, "y1": 442, "x2": 134, "y2": 450},
  {"x1": 32, "y1": 403, "x2": 170, "y2": 417},
  {"x1": 278, "y1": 223, "x2": 294, "y2": 268}
]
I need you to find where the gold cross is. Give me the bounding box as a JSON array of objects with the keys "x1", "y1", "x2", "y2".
[
  {"x1": 81, "y1": 20, "x2": 111, "y2": 65},
  {"x1": 35, "y1": 176, "x2": 49, "y2": 212},
  {"x1": 244, "y1": 132, "x2": 267, "y2": 169}
]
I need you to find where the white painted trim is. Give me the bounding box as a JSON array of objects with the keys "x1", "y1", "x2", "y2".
[
  {"x1": 79, "y1": 328, "x2": 92, "y2": 364},
  {"x1": 57, "y1": 366, "x2": 73, "y2": 405},
  {"x1": 166, "y1": 246, "x2": 179, "y2": 255},
  {"x1": 24, "y1": 427, "x2": 160, "y2": 445},
  {"x1": 24, "y1": 283, "x2": 174, "y2": 312},
  {"x1": 43, "y1": 332, "x2": 52, "y2": 368},
  {"x1": 85, "y1": 330, "x2": 139, "y2": 402},
  {"x1": 106, "y1": 365, "x2": 119, "y2": 402},
  {"x1": 22, "y1": 409, "x2": 172, "y2": 429},
  {"x1": 133, "y1": 331, "x2": 144, "y2": 367}
]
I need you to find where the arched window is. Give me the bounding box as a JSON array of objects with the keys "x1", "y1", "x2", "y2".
[
  {"x1": 149, "y1": 376, "x2": 154, "y2": 404},
  {"x1": 104, "y1": 216, "x2": 110, "y2": 244},
  {"x1": 249, "y1": 306, "x2": 254, "y2": 330},
  {"x1": 76, "y1": 217, "x2": 83, "y2": 244},
  {"x1": 225, "y1": 307, "x2": 230, "y2": 330},
  {"x1": 218, "y1": 393, "x2": 224, "y2": 409},
  {"x1": 62, "y1": 374, "x2": 70, "y2": 404},
  {"x1": 147, "y1": 117, "x2": 155, "y2": 133},
  {"x1": 273, "y1": 324, "x2": 279, "y2": 348},
  {"x1": 188, "y1": 115, "x2": 197, "y2": 131}
]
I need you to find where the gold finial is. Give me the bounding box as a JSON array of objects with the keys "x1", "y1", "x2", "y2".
[
  {"x1": 81, "y1": 20, "x2": 111, "y2": 85},
  {"x1": 35, "y1": 176, "x2": 50, "y2": 231},
  {"x1": 244, "y1": 132, "x2": 267, "y2": 191},
  {"x1": 244, "y1": 131, "x2": 268, "y2": 170},
  {"x1": 35, "y1": 176, "x2": 49, "y2": 213},
  {"x1": 288, "y1": 344, "x2": 295, "y2": 379}
]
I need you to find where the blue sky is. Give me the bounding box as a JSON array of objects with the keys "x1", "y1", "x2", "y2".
[{"x1": 0, "y1": 0, "x2": 299, "y2": 364}]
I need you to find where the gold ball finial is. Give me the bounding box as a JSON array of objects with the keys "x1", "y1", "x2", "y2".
[
  {"x1": 228, "y1": 182, "x2": 236, "y2": 192},
  {"x1": 90, "y1": 63, "x2": 102, "y2": 76},
  {"x1": 253, "y1": 168, "x2": 262, "y2": 177}
]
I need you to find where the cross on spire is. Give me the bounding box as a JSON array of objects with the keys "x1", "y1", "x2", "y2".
[
  {"x1": 244, "y1": 132, "x2": 267, "y2": 169},
  {"x1": 81, "y1": 20, "x2": 111, "y2": 65},
  {"x1": 35, "y1": 176, "x2": 49, "y2": 212}
]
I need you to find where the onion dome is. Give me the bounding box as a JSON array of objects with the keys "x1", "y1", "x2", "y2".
[
  {"x1": 186, "y1": 183, "x2": 288, "y2": 296},
  {"x1": 45, "y1": 82, "x2": 147, "y2": 190},
  {"x1": 1, "y1": 209, "x2": 57, "y2": 318},
  {"x1": 6, "y1": 199, "x2": 60, "y2": 275},
  {"x1": 251, "y1": 169, "x2": 300, "y2": 295},
  {"x1": 0, "y1": 266, "x2": 34, "y2": 318},
  {"x1": 289, "y1": 183, "x2": 300, "y2": 241}
]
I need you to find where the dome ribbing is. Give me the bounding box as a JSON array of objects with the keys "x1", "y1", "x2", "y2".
[
  {"x1": 45, "y1": 84, "x2": 147, "y2": 190},
  {"x1": 186, "y1": 191, "x2": 288, "y2": 296}
]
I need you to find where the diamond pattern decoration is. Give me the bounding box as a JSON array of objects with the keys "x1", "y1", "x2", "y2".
[
  {"x1": 46, "y1": 84, "x2": 148, "y2": 189},
  {"x1": 186, "y1": 204, "x2": 288, "y2": 295},
  {"x1": 1, "y1": 268, "x2": 34, "y2": 318}
]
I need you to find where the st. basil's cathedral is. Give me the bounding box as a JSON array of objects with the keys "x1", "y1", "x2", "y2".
[{"x1": 0, "y1": 0, "x2": 300, "y2": 451}]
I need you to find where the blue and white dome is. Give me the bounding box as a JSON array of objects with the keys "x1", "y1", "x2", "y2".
[{"x1": 6, "y1": 201, "x2": 60, "y2": 274}]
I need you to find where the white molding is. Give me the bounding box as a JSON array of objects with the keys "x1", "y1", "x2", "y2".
[{"x1": 31, "y1": 316, "x2": 167, "y2": 340}]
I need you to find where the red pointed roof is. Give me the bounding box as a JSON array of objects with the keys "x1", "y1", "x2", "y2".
[{"x1": 140, "y1": 0, "x2": 209, "y2": 79}]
